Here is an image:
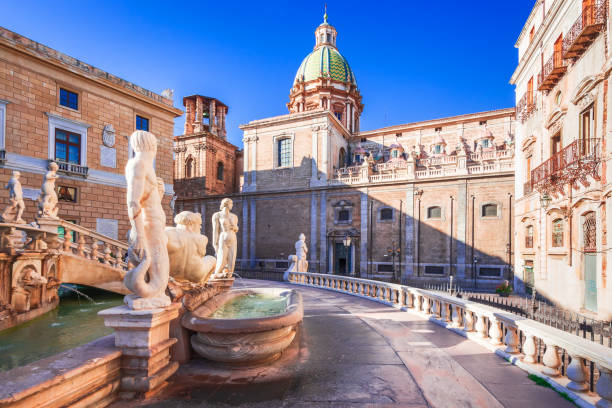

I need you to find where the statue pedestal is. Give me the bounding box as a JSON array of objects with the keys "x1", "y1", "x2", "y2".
[
  {"x1": 98, "y1": 303, "x2": 180, "y2": 399},
  {"x1": 210, "y1": 277, "x2": 235, "y2": 292}
]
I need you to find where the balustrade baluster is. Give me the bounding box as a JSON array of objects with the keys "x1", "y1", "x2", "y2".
[
  {"x1": 542, "y1": 343, "x2": 562, "y2": 377},
  {"x1": 489, "y1": 319, "x2": 503, "y2": 345},
  {"x1": 91, "y1": 241, "x2": 100, "y2": 261},
  {"x1": 464, "y1": 310, "x2": 475, "y2": 331},
  {"x1": 77, "y1": 235, "x2": 86, "y2": 257},
  {"x1": 422, "y1": 297, "x2": 430, "y2": 314},
  {"x1": 596, "y1": 366, "x2": 612, "y2": 408},
  {"x1": 103, "y1": 244, "x2": 112, "y2": 264},
  {"x1": 566, "y1": 356, "x2": 589, "y2": 392},
  {"x1": 451, "y1": 305, "x2": 462, "y2": 327},
  {"x1": 62, "y1": 228, "x2": 72, "y2": 252},
  {"x1": 504, "y1": 326, "x2": 520, "y2": 353},
  {"x1": 475, "y1": 314, "x2": 488, "y2": 338}
]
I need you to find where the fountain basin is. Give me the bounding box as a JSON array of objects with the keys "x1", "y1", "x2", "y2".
[{"x1": 181, "y1": 288, "x2": 303, "y2": 365}]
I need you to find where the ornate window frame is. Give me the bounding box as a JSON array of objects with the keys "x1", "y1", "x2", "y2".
[
  {"x1": 333, "y1": 200, "x2": 353, "y2": 225},
  {"x1": 46, "y1": 113, "x2": 89, "y2": 166}
]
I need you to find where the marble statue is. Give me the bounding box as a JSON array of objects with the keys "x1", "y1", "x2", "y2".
[
  {"x1": 165, "y1": 211, "x2": 216, "y2": 284},
  {"x1": 123, "y1": 130, "x2": 171, "y2": 310},
  {"x1": 211, "y1": 198, "x2": 238, "y2": 279},
  {"x1": 1, "y1": 171, "x2": 26, "y2": 224},
  {"x1": 283, "y1": 233, "x2": 308, "y2": 281},
  {"x1": 37, "y1": 162, "x2": 59, "y2": 219}
]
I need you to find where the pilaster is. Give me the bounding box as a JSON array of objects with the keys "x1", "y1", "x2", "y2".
[
  {"x1": 310, "y1": 192, "x2": 318, "y2": 267},
  {"x1": 404, "y1": 186, "x2": 415, "y2": 279},
  {"x1": 319, "y1": 191, "x2": 327, "y2": 273},
  {"x1": 249, "y1": 198, "x2": 256, "y2": 268},
  {"x1": 360, "y1": 191, "x2": 368, "y2": 277},
  {"x1": 457, "y1": 182, "x2": 467, "y2": 278}
]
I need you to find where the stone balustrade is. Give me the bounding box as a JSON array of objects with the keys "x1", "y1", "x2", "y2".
[
  {"x1": 37, "y1": 219, "x2": 129, "y2": 271},
  {"x1": 287, "y1": 271, "x2": 612, "y2": 408}
]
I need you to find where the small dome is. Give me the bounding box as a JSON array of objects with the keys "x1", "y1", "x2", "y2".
[{"x1": 294, "y1": 45, "x2": 357, "y2": 87}]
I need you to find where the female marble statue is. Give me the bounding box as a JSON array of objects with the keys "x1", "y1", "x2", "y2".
[
  {"x1": 296, "y1": 233, "x2": 308, "y2": 273},
  {"x1": 123, "y1": 130, "x2": 170, "y2": 309},
  {"x1": 212, "y1": 198, "x2": 239, "y2": 279}
]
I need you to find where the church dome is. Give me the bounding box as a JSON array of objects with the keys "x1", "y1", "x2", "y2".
[{"x1": 294, "y1": 45, "x2": 357, "y2": 87}]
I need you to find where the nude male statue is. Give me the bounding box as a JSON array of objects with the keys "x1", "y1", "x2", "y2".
[
  {"x1": 212, "y1": 198, "x2": 239, "y2": 279},
  {"x1": 123, "y1": 130, "x2": 171, "y2": 309},
  {"x1": 295, "y1": 233, "x2": 308, "y2": 273},
  {"x1": 38, "y1": 162, "x2": 59, "y2": 219},
  {"x1": 2, "y1": 171, "x2": 26, "y2": 224}
]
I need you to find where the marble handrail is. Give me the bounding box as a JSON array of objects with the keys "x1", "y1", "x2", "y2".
[{"x1": 287, "y1": 271, "x2": 612, "y2": 407}]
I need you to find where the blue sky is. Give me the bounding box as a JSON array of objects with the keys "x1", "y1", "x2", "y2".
[{"x1": 3, "y1": 1, "x2": 534, "y2": 147}]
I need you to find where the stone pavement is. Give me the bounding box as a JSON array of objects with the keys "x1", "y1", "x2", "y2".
[{"x1": 129, "y1": 279, "x2": 575, "y2": 408}]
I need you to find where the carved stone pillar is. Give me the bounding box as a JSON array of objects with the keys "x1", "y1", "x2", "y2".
[
  {"x1": 475, "y1": 314, "x2": 487, "y2": 338},
  {"x1": 504, "y1": 326, "x2": 519, "y2": 353},
  {"x1": 488, "y1": 318, "x2": 503, "y2": 345},
  {"x1": 522, "y1": 334, "x2": 537, "y2": 363}
]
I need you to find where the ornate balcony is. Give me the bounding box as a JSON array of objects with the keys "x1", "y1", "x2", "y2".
[
  {"x1": 563, "y1": 0, "x2": 608, "y2": 60},
  {"x1": 516, "y1": 91, "x2": 537, "y2": 123},
  {"x1": 537, "y1": 53, "x2": 567, "y2": 92},
  {"x1": 531, "y1": 138, "x2": 600, "y2": 193},
  {"x1": 54, "y1": 160, "x2": 88, "y2": 178}
]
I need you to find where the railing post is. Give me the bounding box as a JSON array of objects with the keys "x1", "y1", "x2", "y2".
[
  {"x1": 62, "y1": 228, "x2": 72, "y2": 252},
  {"x1": 77, "y1": 235, "x2": 86, "y2": 258},
  {"x1": 566, "y1": 355, "x2": 589, "y2": 392},
  {"x1": 451, "y1": 305, "x2": 462, "y2": 328}
]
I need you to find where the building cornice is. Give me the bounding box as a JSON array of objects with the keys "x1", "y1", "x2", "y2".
[
  {"x1": 514, "y1": 0, "x2": 543, "y2": 48},
  {"x1": 0, "y1": 27, "x2": 183, "y2": 117},
  {"x1": 239, "y1": 109, "x2": 351, "y2": 139},
  {"x1": 510, "y1": 0, "x2": 564, "y2": 85},
  {"x1": 357, "y1": 108, "x2": 516, "y2": 138}
]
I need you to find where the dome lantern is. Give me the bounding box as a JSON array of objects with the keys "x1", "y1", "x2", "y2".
[{"x1": 288, "y1": 8, "x2": 363, "y2": 133}]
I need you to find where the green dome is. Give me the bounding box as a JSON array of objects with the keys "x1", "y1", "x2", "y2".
[{"x1": 294, "y1": 45, "x2": 357, "y2": 87}]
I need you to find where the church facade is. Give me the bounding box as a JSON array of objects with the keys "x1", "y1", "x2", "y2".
[{"x1": 174, "y1": 14, "x2": 516, "y2": 287}]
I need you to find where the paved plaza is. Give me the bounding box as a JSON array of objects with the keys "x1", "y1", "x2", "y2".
[{"x1": 127, "y1": 279, "x2": 573, "y2": 408}]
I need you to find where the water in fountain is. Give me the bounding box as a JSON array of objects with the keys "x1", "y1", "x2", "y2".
[{"x1": 210, "y1": 293, "x2": 288, "y2": 319}]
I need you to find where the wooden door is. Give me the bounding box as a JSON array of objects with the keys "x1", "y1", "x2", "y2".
[{"x1": 554, "y1": 35, "x2": 563, "y2": 67}]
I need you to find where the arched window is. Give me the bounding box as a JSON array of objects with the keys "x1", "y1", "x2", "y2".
[
  {"x1": 482, "y1": 203, "x2": 498, "y2": 217},
  {"x1": 552, "y1": 218, "x2": 564, "y2": 247},
  {"x1": 338, "y1": 148, "x2": 346, "y2": 168},
  {"x1": 185, "y1": 156, "x2": 194, "y2": 178},
  {"x1": 217, "y1": 162, "x2": 224, "y2": 181},
  {"x1": 525, "y1": 225, "x2": 534, "y2": 248},
  {"x1": 427, "y1": 206, "x2": 441, "y2": 219}
]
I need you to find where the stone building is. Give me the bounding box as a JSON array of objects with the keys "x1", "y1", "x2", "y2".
[
  {"x1": 175, "y1": 15, "x2": 517, "y2": 288},
  {"x1": 0, "y1": 27, "x2": 182, "y2": 239},
  {"x1": 173, "y1": 95, "x2": 241, "y2": 202},
  {"x1": 511, "y1": 0, "x2": 611, "y2": 319}
]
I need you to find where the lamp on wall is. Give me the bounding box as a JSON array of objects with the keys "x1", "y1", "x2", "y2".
[
  {"x1": 342, "y1": 233, "x2": 352, "y2": 248},
  {"x1": 540, "y1": 192, "x2": 551, "y2": 210}
]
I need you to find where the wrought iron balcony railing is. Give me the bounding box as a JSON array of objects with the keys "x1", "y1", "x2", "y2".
[
  {"x1": 531, "y1": 138, "x2": 600, "y2": 192},
  {"x1": 538, "y1": 53, "x2": 568, "y2": 91},
  {"x1": 563, "y1": 0, "x2": 608, "y2": 60},
  {"x1": 54, "y1": 160, "x2": 88, "y2": 177},
  {"x1": 516, "y1": 91, "x2": 537, "y2": 123}
]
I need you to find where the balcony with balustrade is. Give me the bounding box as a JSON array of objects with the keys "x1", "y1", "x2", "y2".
[
  {"x1": 330, "y1": 149, "x2": 514, "y2": 186},
  {"x1": 516, "y1": 91, "x2": 537, "y2": 123},
  {"x1": 53, "y1": 160, "x2": 89, "y2": 178},
  {"x1": 537, "y1": 53, "x2": 568, "y2": 92},
  {"x1": 530, "y1": 138, "x2": 600, "y2": 193},
  {"x1": 563, "y1": 0, "x2": 608, "y2": 60}
]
